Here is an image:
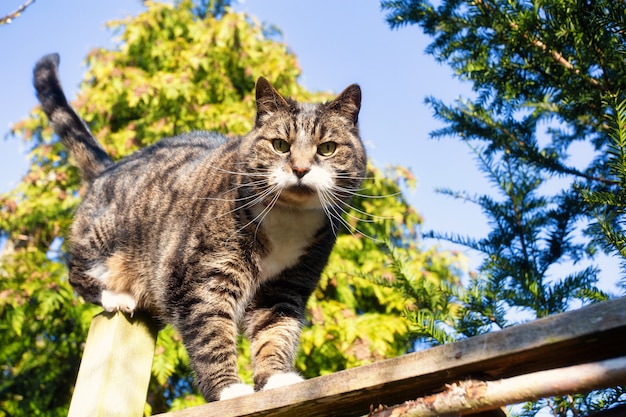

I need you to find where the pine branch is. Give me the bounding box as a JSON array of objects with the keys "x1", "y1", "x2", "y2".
[
  {"x1": 368, "y1": 356, "x2": 626, "y2": 417},
  {"x1": 0, "y1": 0, "x2": 36, "y2": 25},
  {"x1": 524, "y1": 34, "x2": 601, "y2": 89},
  {"x1": 493, "y1": 122, "x2": 617, "y2": 185},
  {"x1": 473, "y1": 0, "x2": 602, "y2": 90},
  {"x1": 582, "y1": 95, "x2": 626, "y2": 269}
]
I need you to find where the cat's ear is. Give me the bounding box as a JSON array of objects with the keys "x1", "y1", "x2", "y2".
[
  {"x1": 255, "y1": 77, "x2": 290, "y2": 122},
  {"x1": 328, "y1": 84, "x2": 361, "y2": 125}
]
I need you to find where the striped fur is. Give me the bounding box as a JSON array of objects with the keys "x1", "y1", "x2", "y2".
[{"x1": 33, "y1": 53, "x2": 365, "y2": 402}]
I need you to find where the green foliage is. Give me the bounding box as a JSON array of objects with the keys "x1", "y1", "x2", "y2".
[
  {"x1": 0, "y1": 242, "x2": 100, "y2": 416},
  {"x1": 0, "y1": 1, "x2": 465, "y2": 414},
  {"x1": 582, "y1": 96, "x2": 626, "y2": 290},
  {"x1": 371, "y1": 243, "x2": 464, "y2": 345},
  {"x1": 382, "y1": 0, "x2": 626, "y2": 415}
]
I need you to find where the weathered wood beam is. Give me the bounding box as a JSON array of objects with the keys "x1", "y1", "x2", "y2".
[
  {"x1": 68, "y1": 311, "x2": 158, "y2": 417},
  {"x1": 368, "y1": 356, "x2": 626, "y2": 417},
  {"x1": 154, "y1": 297, "x2": 626, "y2": 417}
]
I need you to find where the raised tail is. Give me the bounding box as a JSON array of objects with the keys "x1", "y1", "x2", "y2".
[{"x1": 33, "y1": 53, "x2": 113, "y2": 182}]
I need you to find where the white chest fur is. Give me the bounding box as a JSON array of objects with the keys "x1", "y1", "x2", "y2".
[{"x1": 256, "y1": 206, "x2": 326, "y2": 281}]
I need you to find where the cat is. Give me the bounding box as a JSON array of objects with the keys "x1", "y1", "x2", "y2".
[{"x1": 33, "y1": 53, "x2": 366, "y2": 402}]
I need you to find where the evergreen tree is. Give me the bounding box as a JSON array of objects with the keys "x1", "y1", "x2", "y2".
[
  {"x1": 381, "y1": 0, "x2": 626, "y2": 415},
  {"x1": 0, "y1": 1, "x2": 465, "y2": 414},
  {"x1": 582, "y1": 96, "x2": 626, "y2": 288}
]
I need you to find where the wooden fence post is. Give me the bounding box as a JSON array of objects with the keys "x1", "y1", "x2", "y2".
[{"x1": 68, "y1": 311, "x2": 159, "y2": 417}]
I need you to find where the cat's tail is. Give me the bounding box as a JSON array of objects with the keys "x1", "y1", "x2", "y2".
[{"x1": 33, "y1": 53, "x2": 113, "y2": 182}]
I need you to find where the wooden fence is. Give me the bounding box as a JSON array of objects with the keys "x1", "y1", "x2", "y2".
[{"x1": 67, "y1": 296, "x2": 626, "y2": 417}]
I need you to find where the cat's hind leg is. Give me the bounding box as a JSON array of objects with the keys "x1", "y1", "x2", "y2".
[
  {"x1": 76, "y1": 260, "x2": 137, "y2": 315},
  {"x1": 67, "y1": 257, "x2": 107, "y2": 307},
  {"x1": 100, "y1": 289, "x2": 137, "y2": 314},
  {"x1": 68, "y1": 269, "x2": 105, "y2": 306}
]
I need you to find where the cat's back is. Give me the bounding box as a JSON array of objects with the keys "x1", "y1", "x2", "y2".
[
  {"x1": 72, "y1": 130, "x2": 240, "y2": 252},
  {"x1": 106, "y1": 131, "x2": 229, "y2": 176},
  {"x1": 84, "y1": 131, "x2": 232, "y2": 199}
]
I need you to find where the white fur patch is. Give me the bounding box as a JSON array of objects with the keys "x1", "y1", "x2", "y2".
[
  {"x1": 257, "y1": 207, "x2": 325, "y2": 281},
  {"x1": 86, "y1": 262, "x2": 111, "y2": 283},
  {"x1": 219, "y1": 383, "x2": 255, "y2": 401},
  {"x1": 302, "y1": 165, "x2": 333, "y2": 191},
  {"x1": 101, "y1": 290, "x2": 137, "y2": 315},
  {"x1": 263, "y1": 372, "x2": 304, "y2": 391}
]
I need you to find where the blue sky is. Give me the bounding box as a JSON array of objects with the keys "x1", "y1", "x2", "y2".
[{"x1": 0, "y1": 0, "x2": 620, "y2": 292}]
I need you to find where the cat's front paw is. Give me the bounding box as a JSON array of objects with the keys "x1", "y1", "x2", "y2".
[
  {"x1": 101, "y1": 290, "x2": 137, "y2": 315},
  {"x1": 263, "y1": 372, "x2": 304, "y2": 391},
  {"x1": 219, "y1": 383, "x2": 255, "y2": 401}
]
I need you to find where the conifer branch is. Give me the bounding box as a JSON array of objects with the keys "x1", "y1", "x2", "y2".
[
  {"x1": 0, "y1": 0, "x2": 36, "y2": 25},
  {"x1": 473, "y1": 0, "x2": 602, "y2": 90},
  {"x1": 524, "y1": 35, "x2": 602, "y2": 88},
  {"x1": 496, "y1": 123, "x2": 618, "y2": 185},
  {"x1": 368, "y1": 356, "x2": 626, "y2": 417}
]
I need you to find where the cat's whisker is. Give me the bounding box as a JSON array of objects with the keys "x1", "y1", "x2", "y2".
[
  {"x1": 227, "y1": 186, "x2": 281, "y2": 241},
  {"x1": 200, "y1": 182, "x2": 275, "y2": 223},
  {"x1": 326, "y1": 202, "x2": 380, "y2": 243},
  {"x1": 251, "y1": 189, "x2": 282, "y2": 240},
  {"x1": 335, "y1": 188, "x2": 403, "y2": 200},
  {"x1": 332, "y1": 206, "x2": 379, "y2": 224},
  {"x1": 333, "y1": 184, "x2": 371, "y2": 194},
  {"x1": 207, "y1": 165, "x2": 274, "y2": 178},
  {"x1": 333, "y1": 199, "x2": 395, "y2": 223},
  {"x1": 317, "y1": 188, "x2": 383, "y2": 243},
  {"x1": 215, "y1": 185, "x2": 278, "y2": 222},
  {"x1": 331, "y1": 180, "x2": 404, "y2": 199},
  {"x1": 331, "y1": 172, "x2": 375, "y2": 181},
  {"x1": 317, "y1": 191, "x2": 341, "y2": 237},
  {"x1": 192, "y1": 179, "x2": 270, "y2": 202},
  {"x1": 321, "y1": 185, "x2": 397, "y2": 222}
]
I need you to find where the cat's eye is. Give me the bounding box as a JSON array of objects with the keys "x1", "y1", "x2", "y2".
[
  {"x1": 272, "y1": 139, "x2": 291, "y2": 154},
  {"x1": 317, "y1": 141, "x2": 337, "y2": 156}
]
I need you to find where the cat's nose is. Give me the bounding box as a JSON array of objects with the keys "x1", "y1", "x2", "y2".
[{"x1": 292, "y1": 167, "x2": 310, "y2": 179}]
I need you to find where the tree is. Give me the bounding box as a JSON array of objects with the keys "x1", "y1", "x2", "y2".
[
  {"x1": 381, "y1": 0, "x2": 626, "y2": 415},
  {"x1": 0, "y1": 1, "x2": 465, "y2": 414}
]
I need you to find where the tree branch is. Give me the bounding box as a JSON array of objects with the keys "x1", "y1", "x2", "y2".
[
  {"x1": 525, "y1": 35, "x2": 601, "y2": 88},
  {"x1": 473, "y1": 0, "x2": 602, "y2": 90},
  {"x1": 0, "y1": 0, "x2": 36, "y2": 25},
  {"x1": 368, "y1": 356, "x2": 626, "y2": 417}
]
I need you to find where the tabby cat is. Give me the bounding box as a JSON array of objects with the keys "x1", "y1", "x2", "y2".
[{"x1": 33, "y1": 53, "x2": 366, "y2": 402}]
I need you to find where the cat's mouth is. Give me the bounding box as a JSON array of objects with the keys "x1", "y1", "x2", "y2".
[
  {"x1": 273, "y1": 185, "x2": 318, "y2": 207},
  {"x1": 287, "y1": 184, "x2": 316, "y2": 195}
]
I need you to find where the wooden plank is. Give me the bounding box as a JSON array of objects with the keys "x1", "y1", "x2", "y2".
[
  {"x1": 154, "y1": 297, "x2": 626, "y2": 417},
  {"x1": 368, "y1": 356, "x2": 626, "y2": 417},
  {"x1": 68, "y1": 311, "x2": 159, "y2": 417}
]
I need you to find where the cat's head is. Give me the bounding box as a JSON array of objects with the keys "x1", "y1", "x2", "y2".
[{"x1": 241, "y1": 77, "x2": 366, "y2": 212}]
